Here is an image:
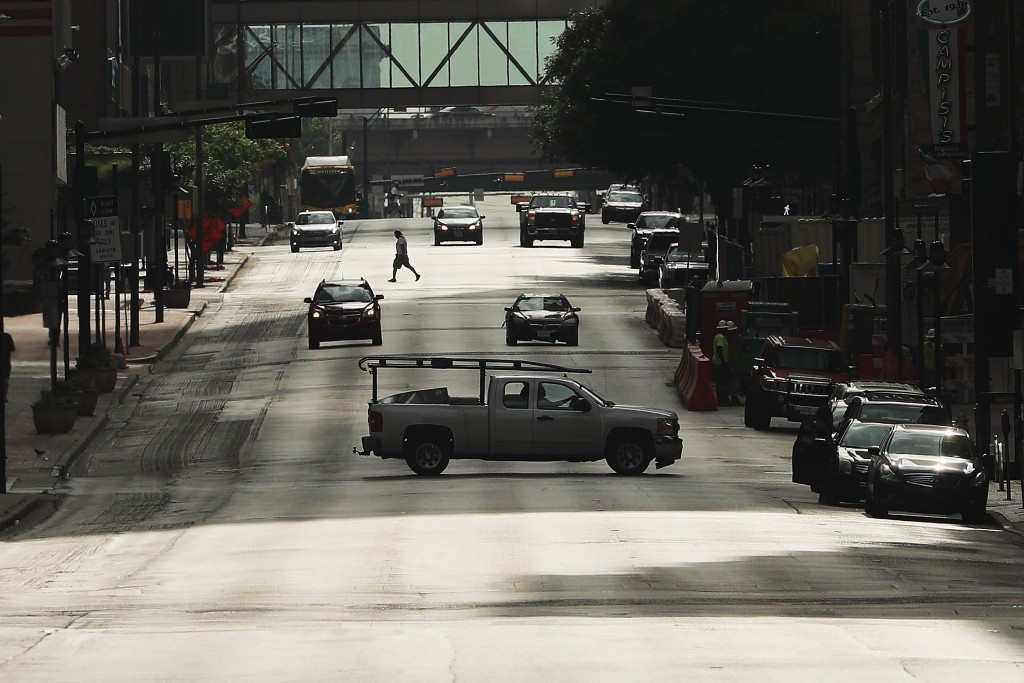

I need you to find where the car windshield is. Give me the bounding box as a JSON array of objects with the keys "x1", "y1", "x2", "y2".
[
  {"x1": 297, "y1": 213, "x2": 335, "y2": 225},
  {"x1": 637, "y1": 214, "x2": 677, "y2": 228},
  {"x1": 315, "y1": 285, "x2": 372, "y2": 303},
  {"x1": 644, "y1": 234, "x2": 678, "y2": 252},
  {"x1": 774, "y1": 347, "x2": 844, "y2": 372},
  {"x1": 840, "y1": 423, "x2": 892, "y2": 449},
  {"x1": 858, "y1": 404, "x2": 945, "y2": 424},
  {"x1": 440, "y1": 206, "x2": 478, "y2": 218},
  {"x1": 609, "y1": 191, "x2": 643, "y2": 203},
  {"x1": 665, "y1": 248, "x2": 706, "y2": 263},
  {"x1": 516, "y1": 296, "x2": 570, "y2": 312},
  {"x1": 532, "y1": 196, "x2": 574, "y2": 209},
  {"x1": 887, "y1": 432, "x2": 975, "y2": 459}
]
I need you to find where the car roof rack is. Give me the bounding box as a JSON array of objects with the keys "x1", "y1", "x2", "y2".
[{"x1": 357, "y1": 355, "x2": 592, "y2": 403}]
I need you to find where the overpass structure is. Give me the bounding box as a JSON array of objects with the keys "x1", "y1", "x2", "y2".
[{"x1": 205, "y1": 1, "x2": 603, "y2": 109}]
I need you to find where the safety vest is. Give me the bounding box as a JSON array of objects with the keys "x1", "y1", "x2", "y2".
[
  {"x1": 713, "y1": 332, "x2": 729, "y2": 366},
  {"x1": 923, "y1": 340, "x2": 936, "y2": 370}
]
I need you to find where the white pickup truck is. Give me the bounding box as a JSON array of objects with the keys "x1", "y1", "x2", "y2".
[{"x1": 354, "y1": 356, "x2": 683, "y2": 476}]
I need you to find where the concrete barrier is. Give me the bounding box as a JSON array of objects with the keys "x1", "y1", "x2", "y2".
[
  {"x1": 674, "y1": 344, "x2": 718, "y2": 411},
  {"x1": 645, "y1": 289, "x2": 668, "y2": 328}
]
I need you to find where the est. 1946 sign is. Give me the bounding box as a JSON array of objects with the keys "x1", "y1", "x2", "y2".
[
  {"x1": 916, "y1": 0, "x2": 972, "y2": 25},
  {"x1": 86, "y1": 195, "x2": 123, "y2": 264}
]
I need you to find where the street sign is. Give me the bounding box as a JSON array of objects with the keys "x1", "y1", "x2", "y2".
[{"x1": 86, "y1": 195, "x2": 123, "y2": 263}]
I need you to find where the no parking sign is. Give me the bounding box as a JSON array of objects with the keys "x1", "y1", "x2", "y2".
[{"x1": 86, "y1": 195, "x2": 123, "y2": 263}]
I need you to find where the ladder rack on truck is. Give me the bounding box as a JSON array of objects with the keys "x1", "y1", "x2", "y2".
[{"x1": 357, "y1": 355, "x2": 593, "y2": 403}]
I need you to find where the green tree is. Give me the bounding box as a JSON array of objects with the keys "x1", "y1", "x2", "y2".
[
  {"x1": 167, "y1": 122, "x2": 288, "y2": 218},
  {"x1": 533, "y1": 0, "x2": 840, "y2": 214}
]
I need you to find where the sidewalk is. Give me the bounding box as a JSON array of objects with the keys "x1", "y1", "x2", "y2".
[{"x1": 0, "y1": 224, "x2": 274, "y2": 530}]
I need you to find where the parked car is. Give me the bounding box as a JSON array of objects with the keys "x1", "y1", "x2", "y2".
[
  {"x1": 354, "y1": 356, "x2": 682, "y2": 476},
  {"x1": 792, "y1": 418, "x2": 894, "y2": 504},
  {"x1": 304, "y1": 278, "x2": 383, "y2": 348},
  {"x1": 518, "y1": 193, "x2": 587, "y2": 248},
  {"x1": 503, "y1": 293, "x2": 580, "y2": 346},
  {"x1": 637, "y1": 229, "x2": 680, "y2": 283},
  {"x1": 838, "y1": 393, "x2": 948, "y2": 431},
  {"x1": 744, "y1": 336, "x2": 848, "y2": 430},
  {"x1": 864, "y1": 423, "x2": 987, "y2": 523},
  {"x1": 601, "y1": 188, "x2": 647, "y2": 224},
  {"x1": 433, "y1": 205, "x2": 484, "y2": 245},
  {"x1": 658, "y1": 244, "x2": 709, "y2": 288},
  {"x1": 629, "y1": 211, "x2": 682, "y2": 267},
  {"x1": 289, "y1": 210, "x2": 343, "y2": 252}
]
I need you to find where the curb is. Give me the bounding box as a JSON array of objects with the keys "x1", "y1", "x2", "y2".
[
  {"x1": 0, "y1": 496, "x2": 39, "y2": 532},
  {"x1": 988, "y1": 510, "x2": 1024, "y2": 538}
]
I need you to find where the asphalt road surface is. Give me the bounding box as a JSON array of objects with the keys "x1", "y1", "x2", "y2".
[{"x1": 1, "y1": 198, "x2": 1022, "y2": 682}]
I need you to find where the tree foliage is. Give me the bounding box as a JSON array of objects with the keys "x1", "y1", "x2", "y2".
[
  {"x1": 167, "y1": 122, "x2": 287, "y2": 218},
  {"x1": 533, "y1": 0, "x2": 841, "y2": 213}
]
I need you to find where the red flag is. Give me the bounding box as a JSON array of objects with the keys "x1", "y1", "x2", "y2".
[
  {"x1": 230, "y1": 196, "x2": 253, "y2": 218},
  {"x1": 187, "y1": 216, "x2": 227, "y2": 252}
]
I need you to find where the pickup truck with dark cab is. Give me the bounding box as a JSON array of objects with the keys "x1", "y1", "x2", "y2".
[
  {"x1": 354, "y1": 356, "x2": 682, "y2": 475},
  {"x1": 517, "y1": 193, "x2": 588, "y2": 248}
]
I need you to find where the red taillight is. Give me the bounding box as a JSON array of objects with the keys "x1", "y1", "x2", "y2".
[{"x1": 368, "y1": 409, "x2": 383, "y2": 432}]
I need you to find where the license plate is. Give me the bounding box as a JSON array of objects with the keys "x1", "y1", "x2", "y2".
[
  {"x1": 794, "y1": 405, "x2": 817, "y2": 415},
  {"x1": 453, "y1": 230, "x2": 463, "y2": 236},
  {"x1": 537, "y1": 329, "x2": 551, "y2": 338}
]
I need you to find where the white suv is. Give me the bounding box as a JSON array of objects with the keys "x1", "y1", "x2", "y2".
[{"x1": 290, "y1": 211, "x2": 342, "y2": 253}]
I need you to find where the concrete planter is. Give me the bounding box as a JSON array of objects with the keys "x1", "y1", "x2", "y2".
[
  {"x1": 32, "y1": 403, "x2": 79, "y2": 434},
  {"x1": 70, "y1": 367, "x2": 118, "y2": 393}
]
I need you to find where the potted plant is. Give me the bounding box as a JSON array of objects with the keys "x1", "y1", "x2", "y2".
[
  {"x1": 32, "y1": 387, "x2": 79, "y2": 434},
  {"x1": 163, "y1": 278, "x2": 192, "y2": 309},
  {"x1": 71, "y1": 342, "x2": 118, "y2": 393},
  {"x1": 57, "y1": 377, "x2": 98, "y2": 416}
]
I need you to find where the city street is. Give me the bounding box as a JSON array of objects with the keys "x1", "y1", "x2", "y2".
[{"x1": 1, "y1": 198, "x2": 1022, "y2": 682}]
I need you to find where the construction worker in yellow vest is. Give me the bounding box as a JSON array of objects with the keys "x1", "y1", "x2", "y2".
[{"x1": 713, "y1": 320, "x2": 731, "y2": 405}]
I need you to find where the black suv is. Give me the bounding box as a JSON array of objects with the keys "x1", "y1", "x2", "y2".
[
  {"x1": 304, "y1": 278, "x2": 383, "y2": 349},
  {"x1": 838, "y1": 393, "x2": 949, "y2": 430},
  {"x1": 518, "y1": 194, "x2": 588, "y2": 248},
  {"x1": 744, "y1": 336, "x2": 848, "y2": 430},
  {"x1": 817, "y1": 381, "x2": 924, "y2": 430},
  {"x1": 629, "y1": 211, "x2": 681, "y2": 267}
]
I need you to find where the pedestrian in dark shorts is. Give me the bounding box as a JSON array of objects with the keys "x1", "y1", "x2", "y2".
[{"x1": 389, "y1": 230, "x2": 420, "y2": 282}]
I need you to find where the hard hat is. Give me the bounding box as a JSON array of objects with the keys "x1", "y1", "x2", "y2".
[
  {"x1": 926, "y1": 328, "x2": 936, "y2": 339},
  {"x1": 726, "y1": 321, "x2": 738, "y2": 331},
  {"x1": 717, "y1": 319, "x2": 728, "y2": 330}
]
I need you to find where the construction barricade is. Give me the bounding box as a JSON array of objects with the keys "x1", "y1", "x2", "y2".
[
  {"x1": 674, "y1": 343, "x2": 718, "y2": 411},
  {"x1": 657, "y1": 300, "x2": 688, "y2": 348}
]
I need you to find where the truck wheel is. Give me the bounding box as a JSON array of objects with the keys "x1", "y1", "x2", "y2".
[
  {"x1": 605, "y1": 436, "x2": 651, "y2": 475},
  {"x1": 434, "y1": 234, "x2": 441, "y2": 246},
  {"x1": 571, "y1": 236, "x2": 584, "y2": 248},
  {"x1": 406, "y1": 436, "x2": 451, "y2": 476},
  {"x1": 505, "y1": 331, "x2": 518, "y2": 346},
  {"x1": 565, "y1": 331, "x2": 579, "y2": 346},
  {"x1": 291, "y1": 245, "x2": 300, "y2": 253},
  {"x1": 308, "y1": 335, "x2": 320, "y2": 350}
]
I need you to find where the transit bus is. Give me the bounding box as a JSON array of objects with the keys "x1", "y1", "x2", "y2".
[{"x1": 299, "y1": 156, "x2": 360, "y2": 217}]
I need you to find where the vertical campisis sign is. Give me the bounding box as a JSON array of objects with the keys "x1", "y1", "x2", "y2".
[{"x1": 916, "y1": 1, "x2": 972, "y2": 159}]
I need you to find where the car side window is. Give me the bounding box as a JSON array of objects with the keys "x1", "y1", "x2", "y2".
[
  {"x1": 537, "y1": 382, "x2": 580, "y2": 411},
  {"x1": 503, "y1": 382, "x2": 530, "y2": 410}
]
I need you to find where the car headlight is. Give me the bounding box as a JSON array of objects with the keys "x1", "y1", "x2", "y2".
[
  {"x1": 469, "y1": 222, "x2": 479, "y2": 230},
  {"x1": 969, "y1": 466, "x2": 986, "y2": 487},
  {"x1": 438, "y1": 223, "x2": 449, "y2": 231},
  {"x1": 292, "y1": 228, "x2": 303, "y2": 236},
  {"x1": 562, "y1": 317, "x2": 579, "y2": 326},
  {"x1": 527, "y1": 214, "x2": 536, "y2": 223},
  {"x1": 329, "y1": 226, "x2": 339, "y2": 232},
  {"x1": 837, "y1": 451, "x2": 855, "y2": 474},
  {"x1": 879, "y1": 461, "x2": 898, "y2": 482},
  {"x1": 363, "y1": 308, "x2": 378, "y2": 319},
  {"x1": 310, "y1": 309, "x2": 322, "y2": 319},
  {"x1": 572, "y1": 214, "x2": 580, "y2": 222},
  {"x1": 656, "y1": 418, "x2": 679, "y2": 436},
  {"x1": 761, "y1": 376, "x2": 791, "y2": 391}
]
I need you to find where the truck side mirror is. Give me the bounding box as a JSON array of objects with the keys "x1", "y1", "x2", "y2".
[{"x1": 303, "y1": 297, "x2": 313, "y2": 304}]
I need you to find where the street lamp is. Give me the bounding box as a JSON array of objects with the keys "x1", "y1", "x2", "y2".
[{"x1": 917, "y1": 240, "x2": 951, "y2": 401}]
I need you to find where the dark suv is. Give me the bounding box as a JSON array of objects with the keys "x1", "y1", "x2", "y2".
[
  {"x1": 839, "y1": 393, "x2": 949, "y2": 430},
  {"x1": 518, "y1": 194, "x2": 587, "y2": 248},
  {"x1": 304, "y1": 279, "x2": 383, "y2": 349},
  {"x1": 744, "y1": 336, "x2": 848, "y2": 430}
]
